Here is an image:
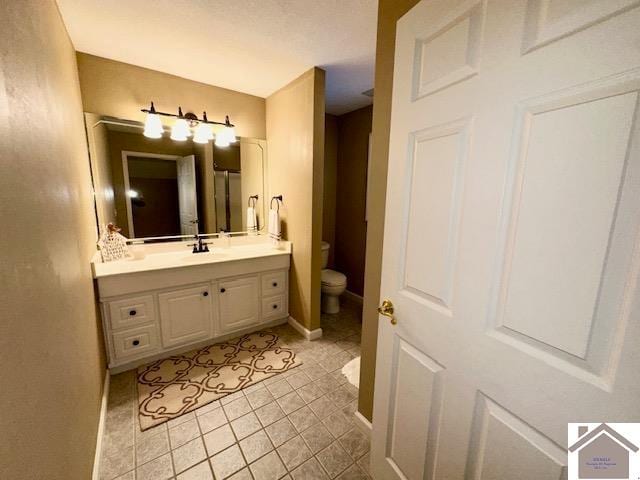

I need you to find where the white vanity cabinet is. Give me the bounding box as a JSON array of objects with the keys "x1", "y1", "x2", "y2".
[
  {"x1": 93, "y1": 242, "x2": 292, "y2": 372},
  {"x1": 218, "y1": 276, "x2": 260, "y2": 334},
  {"x1": 158, "y1": 284, "x2": 213, "y2": 348}
]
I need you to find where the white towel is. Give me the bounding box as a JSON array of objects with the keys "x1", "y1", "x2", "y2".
[
  {"x1": 246, "y1": 206, "x2": 257, "y2": 233},
  {"x1": 268, "y1": 208, "x2": 281, "y2": 244}
]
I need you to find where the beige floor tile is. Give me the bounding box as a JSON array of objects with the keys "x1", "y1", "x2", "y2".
[
  {"x1": 286, "y1": 371, "x2": 312, "y2": 389},
  {"x1": 336, "y1": 463, "x2": 369, "y2": 479},
  {"x1": 265, "y1": 417, "x2": 298, "y2": 447},
  {"x1": 277, "y1": 391, "x2": 306, "y2": 415},
  {"x1": 173, "y1": 437, "x2": 207, "y2": 474},
  {"x1": 316, "y1": 441, "x2": 354, "y2": 478},
  {"x1": 325, "y1": 386, "x2": 357, "y2": 408},
  {"x1": 195, "y1": 400, "x2": 221, "y2": 417},
  {"x1": 203, "y1": 423, "x2": 236, "y2": 457},
  {"x1": 297, "y1": 382, "x2": 324, "y2": 404},
  {"x1": 112, "y1": 471, "x2": 135, "y2": 480},
  {"x1": 255, "y1": 401, "x2": 286, "y2": 427},
  {"x1": 338, "y1": 428, "x2": 369, "y2": 461},
  {"x1": 100, "y1": 444, "x2": 135, "y2": 480},
  {"x1": 224, "y1": 397, "x2": 252, "y2": 421},
  {"x1": 249, "y1": 450, "x2": 287, "y2": 480},
  {"x1": 220, "y1": 390, "x2": 245, "y2": 405},
  {"x1": 300, "y1": 422, "x2": 334, "y2": 453},
  {"x1": 177, "y1": 460, "x2": 214, "y2": 480},
  {"x1": 230, "y1": 412, "x2": 262, "y2": 440},
  {"x1": 356, "y1": 453, "x2": 370, "y2": 476},
  {"x1": 265, "y1": 379, "x2": 293, "y2": 399},
  {"x1": 168, "y1": 411, "x2": 196, "y2": 429},
  {"x1": 210, "y1": 444, "x2": 246, "y2": 479},
  {"x1": 276, "y1": 435, "x2": 312, "y2": 471},
  {"x1": 136, "y1": 430, "x2": 170, "y2": 465},
  {"x1": 169, "y1": 418, "x2": 201, "y2": 449},
  {"x1": 322, "y1": 410, "x2": 355, "y2": 438},
  {"x1": 308, "y1": 395, "x2": 337, "y2": 419},
  {"x1": 246, "y1": 387, "x2": 275, "y2": 410},
  {"x1": 290, "y1": 457, "x2": 330, "y2": 480},
  {"x1": 239, "y1": 429, "x2": 273, "y2": 463},
  {"x1": 136, "y1": 452, "x2": 174, "y2": 480},
  {"x1": 288, "y1": 405, "x2": 320, "y2": 433},
  {"x1": 228, "y1": 467, "x2": 253, "y2": 479},
  {"x1": 197, "y1": 407, "x2": 228, "y2": 434}
]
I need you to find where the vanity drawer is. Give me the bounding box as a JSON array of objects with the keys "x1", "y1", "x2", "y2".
[
  {"x1": 261, "y1": 271, "x2": 286, "y2": 296},
  {"x1": 262, "y1": 294, "x2": 286, "y2": 320},
  {"x1": 112, "y1": 324, "x2": 159, "y2": 360},
  {"x1": 108, "y1": 295, "x2": 156, "y2": 330}
]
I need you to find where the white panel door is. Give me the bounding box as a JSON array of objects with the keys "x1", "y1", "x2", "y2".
[
  {"x1": 219, "y1": 276, "x2": 260, "y2": 334},
  {"x1": 158, "y1": 285, "x2": 212, "y2": 348},
  {"x1": 177, "y1": 154, "x2": 198, "y2": 235},
  {"x1": 372, "y1": 0, "x2": 640, "y2": 479}
]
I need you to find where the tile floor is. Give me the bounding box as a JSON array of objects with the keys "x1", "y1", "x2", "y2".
[{"x1": 99, "y1": 300, "x2": 370, "y2": 480}]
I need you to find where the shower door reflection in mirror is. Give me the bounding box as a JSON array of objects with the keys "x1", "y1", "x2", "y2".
[{"x1": 85, "y1": 113, "x2": 266, "y2": 239}]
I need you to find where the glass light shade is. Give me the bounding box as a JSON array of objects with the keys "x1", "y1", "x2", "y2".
[
  {"x1": 170, "y1": 118, "x2": 191, "y2": 141},
  {"x1": 143, "y1": 112, "x2": 163, "y2": 139},
  {"x1": 225, "y1": 126, "x2": 237, "y2": 143},
  {"x1": 215, "y1": 131, "x2": 230, "y2": 147},
  {"x1": 193, "y1": 123, "x2": 214, "y2": 144}
]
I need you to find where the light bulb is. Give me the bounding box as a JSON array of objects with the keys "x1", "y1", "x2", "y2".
[
  {"x1": 193, "y1": 123, "x2": 213, "y2": 144},
  {"x1": 143, "y1": 112, "x2": 163, "y2": 139},
  {"x1": 170, "y1": 118, "x2": 191, "y2": 141}
]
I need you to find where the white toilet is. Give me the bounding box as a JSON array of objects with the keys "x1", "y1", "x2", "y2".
[{"x1": 320, "y1": 241, "x2": 347, "y2": 314}]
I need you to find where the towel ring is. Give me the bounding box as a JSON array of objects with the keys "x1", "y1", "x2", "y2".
[
  {"x1": 270, "y1": 195, "x2": 283, "y2": 212},
  {"x1": 247, "y1": 195, "x2": 258, "y2": 207}
]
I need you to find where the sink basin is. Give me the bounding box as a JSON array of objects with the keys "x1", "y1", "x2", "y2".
[{"x1": 180, "y1": 252, "x2": 226, "y2": 263}]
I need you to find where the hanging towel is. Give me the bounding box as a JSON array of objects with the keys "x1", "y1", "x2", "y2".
[
  {"x1": 268, "y1": 208, "x2": 281, "y2": 244},
  {"x1": 246, "y1": 206, "x2": 257, "y2": 233}
]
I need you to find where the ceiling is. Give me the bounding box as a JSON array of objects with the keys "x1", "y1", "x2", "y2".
[{"x1": 56, "y1": 0, "x2": 378, "y2": 115}]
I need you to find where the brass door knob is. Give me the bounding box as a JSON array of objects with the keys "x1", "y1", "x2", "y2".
[{"x1": 378, "y1": 299, "x2": 396, "y2": 325}]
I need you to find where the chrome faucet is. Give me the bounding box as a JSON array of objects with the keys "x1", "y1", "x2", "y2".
[{"x1": 189, "y1": 234, "x2": 210, "y2": 254}]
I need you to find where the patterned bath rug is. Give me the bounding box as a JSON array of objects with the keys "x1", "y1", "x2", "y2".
[{"x1": 137, "y1": 331, "x2": 301, "y2": 430}]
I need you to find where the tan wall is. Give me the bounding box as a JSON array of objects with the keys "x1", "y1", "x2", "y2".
[
  {"x1": 266, "y1": 68, "x2": 325, "y2": 331},
  {"x1": 359, "y1": 0, "x2": 421, "y2": 421},
  {"x1": 323, "y1": 114, "x2": 338, "y2": 267},
  {"x1": 335, "y1": 105, "x2": 373, "y2": 297},
  {"x1": 76, "y1": 52, "x2": 266, "y2": 139},
  {"x1": 0, "y1": 2, "x2": 107, "y2": 478}
]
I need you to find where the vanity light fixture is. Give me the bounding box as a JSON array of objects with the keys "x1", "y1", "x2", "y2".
[{"x1": 142, "y1": 102, "x2": 236, "y2": 145}]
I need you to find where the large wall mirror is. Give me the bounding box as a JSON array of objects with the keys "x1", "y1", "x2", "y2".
[{"x1": 85, "y1": 113, "x2": 266, "y2": 239}]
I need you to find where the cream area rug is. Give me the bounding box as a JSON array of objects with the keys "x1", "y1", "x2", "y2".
[{"x1": 137, "y1": 331, "x2": 301, "y2": 430}]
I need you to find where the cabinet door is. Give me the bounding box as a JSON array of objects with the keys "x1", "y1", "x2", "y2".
[
  {"x1": 219, "y1": 276, "x2": 260, "y2": 334},
  {"x1": 158, "y1": 284, "x2": 212, "y2": 348}
]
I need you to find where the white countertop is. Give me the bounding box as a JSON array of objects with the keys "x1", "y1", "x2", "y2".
[{"x1": 92, "y1": 240, "x2": 291, "y2": 278}]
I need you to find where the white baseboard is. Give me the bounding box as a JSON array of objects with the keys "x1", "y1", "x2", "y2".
[
  {"x1": 92, "y1": 370, "x2": 110, "y2": 480},
  {"x1": 288, "y1": 316, "x2": 323, "y2": 340},
  {"x1": 353, "y1": 410, "x2": 372, "y2": 440},
  {"x1": 343, "y1": 290, "x2": 363, "y2": 305}
]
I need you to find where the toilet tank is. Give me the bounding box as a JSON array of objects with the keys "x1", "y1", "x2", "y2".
[{"x1": 321, "y1": 241, "x2": 330, "y2": 269}]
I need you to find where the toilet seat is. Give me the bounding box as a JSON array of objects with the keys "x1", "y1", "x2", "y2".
[{"x1": 321, "y1": 269, "x2": 346, "y2": 286}]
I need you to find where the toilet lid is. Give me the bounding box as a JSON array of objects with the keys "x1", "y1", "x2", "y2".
[{"x1": 321, "y1": 269, "x2": 346, "y2": 286}]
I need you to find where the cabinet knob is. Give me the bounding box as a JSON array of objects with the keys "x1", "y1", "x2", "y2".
[
  {"x1": 272, "y1": 304, "x2": 278, "y2": 309},
  {"x1": 129, "y1": 310, "x2": 137, "y2": 316},
  {"x1": 272, "y1": 282, "x2": 278, "y2": 287},
  {"x1": 132, "y1": 339, "x2": 140, "y2": 346},
  {"x1": 203, "y1": 291, "x2": 209, "y2": 297},
  {"x1": 220, "y1": 288, "x2": 226, "y2": 293}
]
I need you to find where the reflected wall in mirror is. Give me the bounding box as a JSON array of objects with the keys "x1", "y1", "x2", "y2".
[{"x1": 85, "y1": 113, "x2": 266, "y2": 239}]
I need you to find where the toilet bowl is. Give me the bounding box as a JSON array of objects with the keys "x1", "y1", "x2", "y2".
[{"x1": 320, "y1": 242, "x2": 347, "y2": 314}]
